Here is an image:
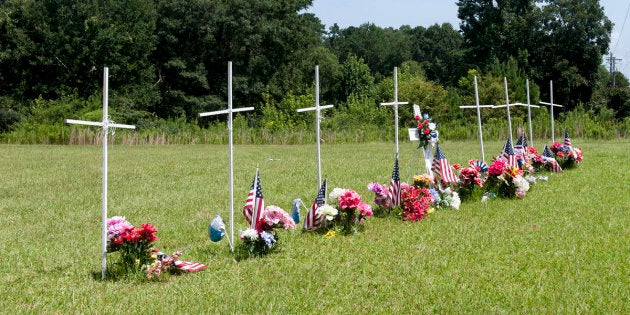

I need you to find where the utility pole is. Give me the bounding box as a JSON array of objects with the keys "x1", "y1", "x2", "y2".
[{"x1": 606, "y1": 53, "x2": 622, "y2": 87}]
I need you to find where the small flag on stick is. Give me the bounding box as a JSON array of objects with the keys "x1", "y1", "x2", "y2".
[
  {"x1": 303, "y1": 179, "x2": 327, "y2": 230},
  {"x1": 244, "y1": 169, "x2": 265, "y2": 228},
  {"x1": 564, "y1": 127, "x2": 572, "y2": 149},
  {"x1": 432, "y1": 145, "x2": 458, "y2": 185},
  {"x1": 387, "y1": 155, "x2": 401, "y2": 208},
  {"x1": 499, "y1": 137, "x2": 519, "y2": 169}
]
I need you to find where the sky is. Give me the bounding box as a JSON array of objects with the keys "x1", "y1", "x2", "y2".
[{"x1": 305, "y1": 0, "x2": 630, "y2": 80}]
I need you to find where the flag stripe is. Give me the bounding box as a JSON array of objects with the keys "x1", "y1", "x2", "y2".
[
  {"x1": 433, "y1": 145, "x2": 457, "y2": 185},
  {"x1": 387, "y1": 156, "x2": 401, "y2": 207},
  {"x1": 244, "y1": 170, "x2": 265, "y2": 227},
  {"x1": 303, "y1": 179, "x2": 327, "y2": 230}
]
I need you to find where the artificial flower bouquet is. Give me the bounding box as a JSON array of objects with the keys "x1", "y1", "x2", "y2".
[
  {"x1": 412, "y1": 174, "x2": 433, "y2": 189},
  {"x1": 366, "y1": 182, "x2": 391, "y2": 215},
  {"x1": 429, "y1": 186, "x2": 461, "y2": 210},
  {"x1": 455, "y1": 160, "x2": 486, "y2": 202},
  {"x1": 107, "y1": 216, "x2": 176, "y2": 280},
  {"x1": 400, "y1": 182, "x2": 434, "y2": 221},
  {"x1": 484, "y1": 160, "x2": 530, "y2": 198},
  {"x1": 328, "y1": 187, "x2": 373, "y2": 234},
  {"x1": 550, "y1": 141, "x2": 583, "y2": 169},
  {"x1": 237, "y1": 205, "x2": 296, "y2": 259},
  {"x1": 414, "y1": 113, "x2": 439, "y2": 149}
]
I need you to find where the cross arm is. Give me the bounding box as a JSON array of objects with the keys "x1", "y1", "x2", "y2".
[
  {"x1": 199, "y1": 107, "x2": 255, "y2": 117},
  {"x1": 459, "y1": 105, "x2": 494, "y2": 109},
  {"x1": 539, "y1": 102, "x2": 564, "y2": 107},
  {"x1": 296, "y1": 104, "x2": 334, "y2": 112},
  {"x1": 380, "y1": 101, "x2": 409, "y2": 106}
]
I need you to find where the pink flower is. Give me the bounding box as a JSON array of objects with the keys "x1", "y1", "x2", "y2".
[
  {"x1": 359, "y1": 202, "x2": 373, "y2": 217},
  {"x1": 263, "y1": 205, "x2": 296, "y2": 229},
  {"x1": 338, "y1": 190, "x2": 363, "y2": 210},
  {"x1": 488, "y1": 159, "x2": 506, "y2": 176}
]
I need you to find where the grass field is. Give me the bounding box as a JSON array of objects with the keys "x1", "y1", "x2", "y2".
[{"x1": 1, "y1": 139, "x2": 629, "y2": 313}]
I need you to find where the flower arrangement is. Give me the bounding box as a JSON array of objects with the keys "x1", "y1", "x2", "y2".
[
  {"x1": 328, "y1": 188, "x2": 373, "y2": 234},
  {"x1": 484, "y1": 160, "x2": 530, "y2": 198},
  {"x1": 414, "y1": 113, "x2": 439, "y2": 149},
  {"x1": 145, "y1": 249, "x2": 182, "y2": 280},
  {"x1": 456, "y1": 160, "x2": 485, "y2": 201},
  {"x1": 429, "y1": 186, "x2": 461, "y2": 210},
  {"x1": 366, "y1": 182, "x2": 391, "y2": 214},
  {"x1": 400, "y1": 182, "x2": 434, "y2": 221},
  {"x1": 550, "y1": 141, "x2": 583, "y2": 169},
  {"x1": 106, "y1": 216, "x2": 158, "y2": 277},
  {"x1": 412, "y1": 174, "x2": 433, "y2": 188},
  {"x1": 237, "y1": 205, "x2": 296, "y2": 258}
]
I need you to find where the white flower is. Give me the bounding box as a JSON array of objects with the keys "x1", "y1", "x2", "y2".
[
  {"x1": 317, "y1": 204, "x2": 338, "y2": 221},
  {"x1": 450, "y1": 192, "x2": 461, "y2": 210},
  {"x1": 428, "y1": 122, "x2": 436, "y2": 131},
  {"x1": 481, "y1": 195, "x2": 488, "y2": 202},
  {"x1": 240, "y1": 228, "x2": 259, "y2": 241},
  {"x1": 513, "y1": 175, "x2": 530, "y2": 192},
  {"x1": 329, "y1": 188, "x2": 347, "y2": 202}
]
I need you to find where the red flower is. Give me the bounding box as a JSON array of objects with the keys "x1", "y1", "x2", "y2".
[
  {"x1": 423, "y1": 119, "x2": 429, "y2": 126},
  {"x1": 423, "y1": 129, "x2": 430, "y2": 135},
  {"x1": 414, "y1": 115, "x2": 420, "y2": 121},
  {"x1": 140, "y1": 223, "x2": 159, "y2": 243},
  {"x1": 453, "y1": 163, "x2": 461, "y2": 170}
]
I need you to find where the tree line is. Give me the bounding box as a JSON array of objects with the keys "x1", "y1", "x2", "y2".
[{"x1": 0, "y1": 0, "x2": 628, "y2": 138}]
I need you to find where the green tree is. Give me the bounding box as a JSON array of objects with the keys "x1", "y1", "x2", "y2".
[{"x1": 403, "y1": 23, "x2": 467, "y2": 86}]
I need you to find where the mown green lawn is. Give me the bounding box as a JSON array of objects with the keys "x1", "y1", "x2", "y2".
[{"x1": 1, "y1": 140, "x2": 628, "y2": 313}]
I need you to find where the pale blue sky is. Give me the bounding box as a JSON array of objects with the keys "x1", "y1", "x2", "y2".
[{"x1": 306, "y1": 0, "x2": 630, "y2": 79}]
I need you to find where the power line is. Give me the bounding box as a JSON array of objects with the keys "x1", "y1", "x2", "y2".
[{"x1": 613, "y1": 2, "x2": 630, "y2": 53}]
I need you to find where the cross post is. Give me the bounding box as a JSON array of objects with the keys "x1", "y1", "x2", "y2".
[
  {"x1": 297, "y1": 65, "x2": 334, "y2": 190},
  {"x1": 199, "y1": 61, "x2": 254, "y2": 252},
  {"x1": 64, "y1": 67, "x2": 136, "y2": 279},
  {"x1": 539, "y1": 80, "x2": 564, "y2": 143},
  {"x1": 458, "y1": 75, "x2": 493, "y2": 162},
  {"x1": 380, "y1": 67, "x2": 410, "y2": 155}
]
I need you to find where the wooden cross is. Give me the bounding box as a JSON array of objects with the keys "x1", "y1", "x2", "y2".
[
  {"x1": 64, "y1": 67, "x2": 136, "y2": 280},
  {"x1": 297, "y1": 65, "x2": 334, "y2": 190},
  {"x1": 380, "y1": 67, "x2": 410, "y2": 155},
  {"x1": 458, "y1": 75, "x2": 493, "y2": 162},
  {"x1": 198, "y1": 61, "x2": 254, "y2": 252},
  {"x1": 539, "y1": 80, "x2": 564, "y2": 143}
]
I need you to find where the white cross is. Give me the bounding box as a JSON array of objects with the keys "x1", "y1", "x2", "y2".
[
  {"x1": 458, "y1": 75, "x2": 494, "y2": 162},
  {"x1": 297, "y1": 65, "x2": 334, "y2": 190},
  {"x1": 491, "y1": 77, "x2": 516, "y2": 143},
  {"x1": 407, "y1": 104, "x2": 436, "y2": 176},
  {"x1": 539, "y1": 80, "x2": 564, "y2": 143},
  {"x1": 64, "y1": 67, "x2": 136, "y2": 280},
  {"x1": 380, "y1": 67, "x2": 410, "y2": 155},
  {"x1": 199, "y1": 61, "x2": 254, "y2": 252}
]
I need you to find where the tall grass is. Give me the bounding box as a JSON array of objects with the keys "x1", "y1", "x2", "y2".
[
  {"x1": 1, "y1": 106, "x2": 628, "y2": 145},
  {"x1": 1, "y1": 140, "x2": 629, "y2": 313}
]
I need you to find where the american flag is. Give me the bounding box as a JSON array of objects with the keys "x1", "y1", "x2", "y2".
[
  {"x1": 514, "y1": 134, "x2": 528, "y2": 154},
  {"x1": 500, "y1": 138, "x2": 519, "y2": 169},
  {"x1": 432, "y1": 145, "x2": 458, "y2": 185},
  {"x1": 303, "y1": 179, "x2": 327, "y2": 230},
  {"x1": 541, "y1": 145, "x2": 562, "y2": 172},
  {"x1": 387, "y1": 155, "x2": 401, "y2": 208},
  {"x1": 564, "y1": 127, "x2": 572, "y2": 149},
  {"x1": 542, "y1": 144, "x2": 554, "y2": 158},
  {"x1": 243, "y1": 169, "x2": 265, "y2": 228},
  {"x1": 151, "y1": 249, "x2": 207, "y2": 272}
]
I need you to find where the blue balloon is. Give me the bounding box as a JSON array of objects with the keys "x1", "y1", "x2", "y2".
[
  {"x1": 290, "y1": 199, "x2": 301, "y2": 224},
  {"x1": 208, "y1": 215, "x2": 225, "y2": 242}
]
